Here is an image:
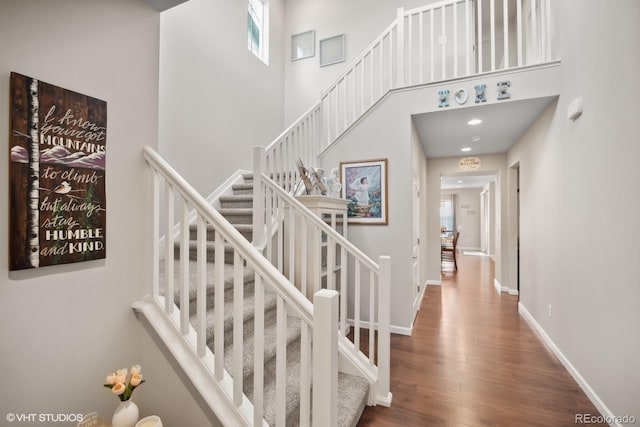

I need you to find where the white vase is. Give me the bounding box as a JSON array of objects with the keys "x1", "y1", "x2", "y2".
[{"x1": 112, "y1": 400, "x2": 139, "y2": 427}]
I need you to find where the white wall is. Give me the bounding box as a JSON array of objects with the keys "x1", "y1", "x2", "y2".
[
  {"x1": 507, "y1": 0, "x2": 640, "y2": 420},
  {"x1": 0, "y1": 2, "x2": 216, "y2": 424},
  {"x1": 320, "y1": 96, "x2": 414, "y2": 333},
  {"x1": 442, "y1": 187, "x2": 483, "y2": 250},
  {"x1": 283, "y1": 0, "x2": 436, "y2": 124},
  {"x1": 159, "y1": 0, "x2": 286, "y2": 196}
]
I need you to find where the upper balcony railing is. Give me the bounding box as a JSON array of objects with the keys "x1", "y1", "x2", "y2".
[{"x1": 320, "y1": 0, "x2": 555, "y2": 146}]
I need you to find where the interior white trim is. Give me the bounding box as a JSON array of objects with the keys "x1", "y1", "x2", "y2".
[
  {"x1": 493, "y1": 278, "x2": 518, "y2": 295},
  {"x1": 426, "y1": 279, "x2": 442, "y2": 286},
  {"x1": 518, "y1": 302, "x2": 621, "y2": 427},
  {"x1": 494, "y1": 278, "x2": 502, "y2": 294},
  {"x1": 346, "y1": 319, "x2": 412, "y2": 337}
]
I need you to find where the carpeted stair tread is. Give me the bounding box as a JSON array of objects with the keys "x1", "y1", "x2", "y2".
[
  {"x1": 231, "y1": 183, "x2": 253, "y2": 195},
  {"x1": 245, "y1": 338, "x2": 304, "y2": 427},
  {"x1": 337, "y1": 372, "x2": 370, "y2": 427},
  {"x1": 222, "y1": 312, "x2": 302, "y2": 384},
  {"x1": 187, "y1": 223, "x2": 253, "y2": 240},
  {"x1": 159, "y1": 259, "x2": 253, "y2": 294},
  {"x1": 217, "y1": 208, "x2": 253, "y2": 224},
  {"x1": 193, "y1": 284, "x2": 279, "y2": 348},
  {"x1": 159, "y1": 259, "x2": 257, "y2": 316}
]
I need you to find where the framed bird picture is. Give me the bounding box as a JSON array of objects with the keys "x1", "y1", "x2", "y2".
[{"x1": 9, "y1": 72, "x2": 107, "y2": 270}]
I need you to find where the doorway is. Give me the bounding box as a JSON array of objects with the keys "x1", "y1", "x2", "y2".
[{"x1": 508, "y1": 163, "x2": 521, "y2": 296}]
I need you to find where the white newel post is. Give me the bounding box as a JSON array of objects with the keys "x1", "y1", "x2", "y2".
[
  {"x1": 253, "y1": 146, "x2": 266, "y2": 249},
  {"x1": 396, "y1": 7, "x2": 406, "y2": 87},
  {"x1": 377, "y1": 255, "x2": 393, "y2": 406},
  {"x1": 312, "y1": 289, "x2": 338, "y2": 427}
]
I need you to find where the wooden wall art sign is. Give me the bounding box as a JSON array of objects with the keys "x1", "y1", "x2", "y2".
[
  {"x1": 9, "y1": 72, "x2": 107, "y2": 270},
  {"x1": 458, "y1": 157, "x2": 481, "y2": 171}
]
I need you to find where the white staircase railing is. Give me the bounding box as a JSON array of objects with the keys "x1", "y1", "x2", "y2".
[
  {"x1": 263, "y1": 102, "x2": 322, "y2": 193},
  {"x1": 141, "y1": 146, "x2": 340, "y2": 426},
  {"x1": 321, "y1": 0, "x2": 555, "y2": 145},
  {"x1": 254, "y1": 146, "x2": 392, "y2": 405}
]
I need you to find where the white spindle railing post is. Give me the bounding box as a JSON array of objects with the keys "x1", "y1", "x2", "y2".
[
  {"x1": 377, "y1": 255, "x2": 392, "y2": 406},
  {"x1": 396, "y1": 8, "x2": 405, "y2": 87},
  {"x1": 503, "y1": 0, "x2": 509, "y2": 68},
  {"x1": 164, "y1": 183, "x2": 174, "y2": 314},
  {"x1": 253, "y1": 146, "x2": 266, "y2": 248},
  {"x1": 312, "y1": 289, "x2": 339, "y2": 427},
  {"x1": 152, "y1": 171, "x2": 160, "y2": 298},
  {"x1": 517, "y1": 0, "x2": 523, "y2": 66}
]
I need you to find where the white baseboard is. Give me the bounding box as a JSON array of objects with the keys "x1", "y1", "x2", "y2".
[
  {"x1": 518, "y1": 302, "x2": 620, "y2": 427},
  {"x1": 346, "y1": 319, "x2": 412, "y2": 336},
  {"x1": 458, "y1": 246, "x2": 481, "y2": 251},
  {"x1": 426, "y1": 279, "x2": 441, "y2": 286},
  {"x1": 493, "y1": 278, "x2": 519, "y2": 295}
]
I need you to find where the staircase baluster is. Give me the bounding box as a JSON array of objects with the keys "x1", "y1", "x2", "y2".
[
  {"x1": 233, "y1": 251, "x2": 244, "y2": 406},
  {"x1": 466, "y1": 0, "x2": 471, "y2": 74},
  {"x1": 419, "y1": 11, "x2": 424, "y2": 84},
  {"x1": 180, "y1": 199, "x2": 190, "y2": 335},
  {"x1": 275, "y1": 296, "x2": 287, "y2": 427},
  {"x1": 477, "y1": 0, "x2": 483, "y2": 72},
  {"x1": 407, "y1": 13, "x2": 413, "y2": 85},
  {"x1": 430, "y1": 8, "x2": 435, "y2": 81},
  {"x1": 369, "y1": 269, "x2": 375, "y2": 367},
  {"x1": 441, "y1": 5, "x2": 447, "y2": 79},
  {"x1": 517, "y1": 0, "x2": 523, "y2": 66},
  {"x1": 354, "y1": 259, "x2": 361, "y2": 352},
  {"x1": 165, "y1": 183, "x2": 175, "y2": 314},
  {"x1": 299, "y1": 322, "x2": 311, "y2": 427},
  {"x1": 396, "y1": 7, "x2": 405, "y2": 86},
  {"x1": 503, "y1": 0, "x2": 509, "y2": 69},
  {"x1": 196, "y1": 215, "x2": 208, "y2": 358},
  {"x1": 253, "y1": 274, "x2": 265, "y2": 426},
  {"x1": 213, "y1": 229, "x2": 225, "y2": 379},
  {"x1": 340, "y1": 247, "x2": 347, "y2": 335},
  {"x1": 531, "y1": 0, "x2": 538, "y2": 64},
  {"x1": 327, "y1": 235, "x2": 335, "y2": 291},
  {"x1": 490, "y1": 0, "x2": 496, "y2": 71},
  {"x1": 152, "y1": 171, "x2": 160, "y2": 298},
  {"x1": 301, "y1": 216, "x2": 308, "y2": 298},
  {"x1": 453, "y1": 1, "x2": 458, "y2": 77}
]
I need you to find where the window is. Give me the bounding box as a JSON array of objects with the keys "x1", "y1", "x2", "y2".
[
  {"x1": 248, "y1": 0, "x2": 269, "y2": 64},
  {"x1": 440, "y1": 195, "x2": 455, "y2": 235}
]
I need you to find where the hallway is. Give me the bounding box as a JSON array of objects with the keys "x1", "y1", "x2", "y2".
[{"x1": 357, "y1": 254, "x2": 606, "y2": 426}]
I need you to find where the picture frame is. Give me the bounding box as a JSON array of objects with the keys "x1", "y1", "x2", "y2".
[
  {"x1": 319, "y1": 34, "x2": 345, "y2": 67},
  {"x1": 340, "y1": 159, "x2": 388, "y2": 225},
  {"x1": 291, "y1": 30, "x2": 315, "y2": 61}
]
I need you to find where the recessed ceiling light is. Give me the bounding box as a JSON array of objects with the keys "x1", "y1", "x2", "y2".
[
  {"x1": 472, "y1": 136, "x2": 482, "y2": 142},
  {"x1": 457, "y1": 180, "x2": 463, "y2": 183},
  {"x1": 461, "y1": 147, "x2": 472, "y2": 152},
  {"x1": 467, "y1": 118, "x2": 482, "y2": 125},
  {"x1": 456, "y1": 185, "x2": 462, "y2": 188}
]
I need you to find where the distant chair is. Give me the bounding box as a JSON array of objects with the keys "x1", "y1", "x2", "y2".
[{"x1": 441, "y1": 231, "x2": 460, "y2": 271}]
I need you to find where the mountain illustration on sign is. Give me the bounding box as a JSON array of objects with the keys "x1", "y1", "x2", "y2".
[{"x1": 11, "y1": 145, "x2": 105, "y2": 170}]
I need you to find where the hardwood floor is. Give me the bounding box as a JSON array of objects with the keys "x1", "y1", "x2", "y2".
[{"x1": 357, "y1": 253, "x2": 606, "y2": 427}]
